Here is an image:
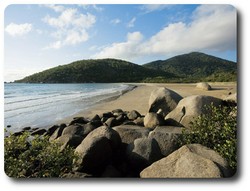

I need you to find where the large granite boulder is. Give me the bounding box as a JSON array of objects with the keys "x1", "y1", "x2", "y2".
[
  {"x1": 196, "y1": 82, "x2": 212, "y2": 91},
  {"x1": 74, "y1": 136, "x2": 113, "y2": 174},
  {"x1": 140, "y1": 144, "x2": 231, "y2": 178},
  {"x1": 74, "y1": 126, "x2": 122, "y2": 174},
  {"x1": 62, "y1": 123, "x2": 95, "y2": 138},
  {"x1": 56, "y1": 134, "x2": 84, "y2": 151},
  {"x1": 148, "y1": 87, "x2": 182, "y2": 116},
  {"x1": 113, "y1": 125, "x2": 150, "y2": 145},
  {"x1": 126, "y1": 137, "x2": 163, "y2": 171},
  {"x1": 165, "y1": 95, "x2": 223, "y2": 128},
  {"x1": 144, "y1": 112, "x2": 165, "y2": 129},
  {"x1": 148, "y1": 126, "x2": 183, "y2": 156}
]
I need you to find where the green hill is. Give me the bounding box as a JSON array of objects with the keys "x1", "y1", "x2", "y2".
[
  {"x1": 15, "y1": 58, "x2": 174, "y2": 83},
  {"x1": 143, "y1": 52, "x2": 237, "y2": 82},
  {"x1": 15, "y1": 52, "x2": 237, "y2": 83}
]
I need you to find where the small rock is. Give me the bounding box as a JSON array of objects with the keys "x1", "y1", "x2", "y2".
[
  {"x1": 127, "y1": 110, "x2": 141, "y2": 120},
  {"x1": 22, "y1": 127, "x2": 31, "y2": 131},
  {"x1": 104, "y1": 117, "x2": 117, "y2": 128},
  {"x1": 102, "y1": 112, "x2": 114, "y2": 118},
  {"x1": 112, "y1": 109, "x2": 124, "y2": 116},
  {"x1": 69, "y1": 117, "x2": 89, "y2": 125}
]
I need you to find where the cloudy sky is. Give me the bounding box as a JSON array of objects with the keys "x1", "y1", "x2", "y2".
[{"x1": 4, "y1": 4, "x2": 237, "y2": 82}]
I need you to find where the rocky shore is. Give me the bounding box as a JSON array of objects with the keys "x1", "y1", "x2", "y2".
[{"x1": 6, "y1": 82, "x2": 237, "y2": 178}]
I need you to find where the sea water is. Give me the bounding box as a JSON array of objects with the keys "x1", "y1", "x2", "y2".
[{"x1": 4, "y1": 83, "x2": 132, "y2": 132}]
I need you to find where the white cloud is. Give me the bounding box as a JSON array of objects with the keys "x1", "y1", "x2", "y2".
[
  {"x1": 42, "y1": 8, "x2": 96, "y2": 49},
  {"x1": 141, "y1": 4, "x2": 236, "y2": 55},
  {"x1": 110, "y1": 18, "x2": 121, "y2": 25},
  {"x1": 127, "y1": 17, "x2": 136, "y2": 28},
  {"x1": 140, "y1": 4, "x2": 173, "y2": 13},
  {"x1": 93, "y1": 5, "x2": 236, "y2": 61},
  {"x1": 43, "y1": 4, "x2": 65, "y2": 12},
  {"x1": 78, "y1": 4, "x2": 104, "y2": 12},
  {"x1": 5, "y1": 23, "x2": 32, "y2": 37},
  {"x1": 93, "y1": 32, "x2": 143, "y2": 60}
]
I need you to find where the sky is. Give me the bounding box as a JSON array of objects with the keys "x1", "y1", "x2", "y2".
[{"x1": 4, "y1": 4, "x2": 237, "y2": 82}]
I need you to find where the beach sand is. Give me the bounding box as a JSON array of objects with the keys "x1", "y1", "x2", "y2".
[{"x1": 59, "y1": 82, "x2": 236, "y2": 124}]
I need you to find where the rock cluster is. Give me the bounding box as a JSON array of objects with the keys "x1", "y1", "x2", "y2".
[{"x1": 10, "y1": 86, "x2": 236, "y2": 178}]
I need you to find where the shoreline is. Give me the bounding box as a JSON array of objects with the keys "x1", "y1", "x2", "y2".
[
  {"x1": 5, "y1": 82, "x2": 237, "y2": 133},
  {"x1": 58, "y1": 82, "x2": 236, "y2": 125}
]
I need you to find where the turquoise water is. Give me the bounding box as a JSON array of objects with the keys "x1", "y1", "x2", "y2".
[{"x1": 4, "y1": 83, "x2": 131, "y2": 131}]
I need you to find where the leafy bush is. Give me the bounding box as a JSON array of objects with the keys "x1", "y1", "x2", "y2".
[
  {"x1": 180, "y1": 104, "x2": 237, "y2": 170},
  {"x1": 4, "y1": 132, "x2": 77, "y2": 178}
]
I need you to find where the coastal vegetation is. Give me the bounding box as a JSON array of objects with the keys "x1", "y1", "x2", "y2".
[
  {"x1": 180, "y1": 104, "x2": 237, "y2": 170},
  {"x1": 4, "y1": 132, "x2": 77, "y2": 178},
  {"x1": 15, "y1": 52, "x2": 236, "y2": 83}
]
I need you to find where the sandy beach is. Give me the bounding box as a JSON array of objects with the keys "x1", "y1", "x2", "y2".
[{"x1": 60, "y1": 82, "x2": 237, "y2": 123}]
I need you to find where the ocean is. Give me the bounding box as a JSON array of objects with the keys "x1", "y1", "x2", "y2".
[{"x1": 4, "y1": 83, "x2": 133, "y2": 132}]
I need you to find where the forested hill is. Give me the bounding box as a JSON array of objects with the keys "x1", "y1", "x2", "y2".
[
  {"x1": 15, "y1": 59, "x2": 174, "y2": 83},
  {"x1": 143, "y1": 52, "x2": 237, "y2": 82},
  {"x1": 15, "y1": 52, "x2": 237, "y2": 83}
]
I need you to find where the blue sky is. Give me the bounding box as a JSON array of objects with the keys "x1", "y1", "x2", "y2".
[{"x1": 4, "y1": 4, "x2": 237, "y2": 82}]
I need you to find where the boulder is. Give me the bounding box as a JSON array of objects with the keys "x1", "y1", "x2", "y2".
[
  {"x1": 122, "y1": 121, "x2": 136, "y2": 126},
  {"x1": 62, "y1": 124, "x2": 95, "y2": 138},
  {"x1": 80, "y1": 125, "x2": 121, "y2": 150},
  {"x1": 69, "y1": 117, "x2": 89, "y2": 125},
  {"x1": 112, "y1": 109, "x2": 124, "y2": 116},
  {"x1": 165, "y1": 95, "x2": 224, "y2": 128},
  {"x1": 196, "y1": 82, "x2": 212, "y2": 90},
  {"x1": 104, "y1": 117, "x2": 117, "y2": 128},
  {"x1": 22, "y1": 127, "x2": 31, "y2": 131},
  {"x1": 144, "y1": 112, "x2": 165, "y2": 129},
  {"x1": 90, "y1": 115, "x2": 103, "y2": 128},
  {"x1": 62, "y1": 125, "x2": 84, "y2": 136},
  {"x1": 133, "y1": 117, "x2": 144, "y2": 126},
  {"x1": 126, "y1": 137, "x2": 163, "y2": 171},
  {"x1": 113, "y1": 125, "x2": 150, "y2": 145},
  {"x1": 101, "y1": 112, "x2": 114, "y2": 118},
  {"x1": 56, "y1": 134, "x2": 84, "y2": 151},
  {"x1": 74, "y1": 136, "x2": 113, "y2": 174},
  {"x1": 49, "y1": 125, "x2": 67, "y2": 142},
  {"x1": 149, "y1": 87, "x2": 182, "y2": 116},
  {"x1": 140, "y1": 144, "x2": 232, "y2": 178},
  {"x1": 31, "y1": 128, "x2": 47, "y2": 136},
  {"x1": 148, "y1": 126, "x2": 183, "y2": 156},
  {"x1": 127, "y1": 110, "x2": 141, "y2": 120},
  {"x1": 116, "y1": 114, "x2": 127, "y2": 124},
  {"x1": 223, "y1": 93, "x2": 237, "y2": 103},
  {"x1": 101, "y1": 165, "x2": 122, "y2": 177},
  {"x1": 46, "y1": 125, "x2": 59, "y2": 136}
]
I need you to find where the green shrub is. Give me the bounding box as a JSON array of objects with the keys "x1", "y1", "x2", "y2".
[
  {"x1": 180, "y1": 104, "x2": 237, "y2": 170},
  {"x1": 4, "y1": 132, "x2": 77, "y2": 178}
]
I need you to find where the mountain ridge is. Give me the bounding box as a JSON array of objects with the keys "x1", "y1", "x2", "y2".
[{"x1": 15, "y1": 52, "x2": 237, "y2": 83}]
